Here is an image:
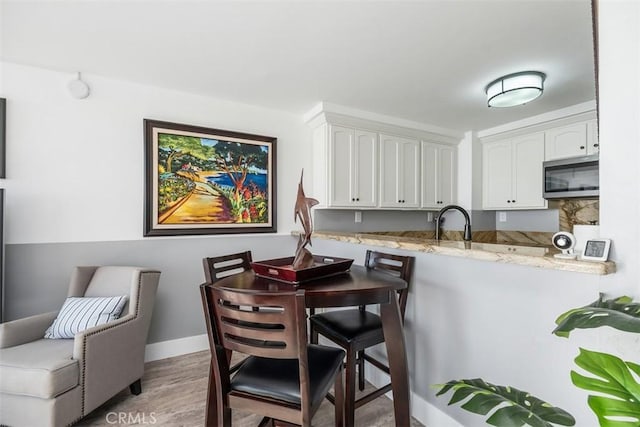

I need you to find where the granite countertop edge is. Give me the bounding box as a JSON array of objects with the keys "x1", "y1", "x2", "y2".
[{"x1": 299, "y1": 231, "x2": 616, "y2": 276}]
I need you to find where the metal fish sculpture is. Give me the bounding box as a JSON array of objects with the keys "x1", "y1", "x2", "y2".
[{"x1": 292, "y1": 169, "x2": 319, "y2": 270}]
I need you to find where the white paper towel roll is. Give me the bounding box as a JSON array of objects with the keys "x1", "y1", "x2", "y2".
[{"x1": 573, "y1": 225, "x2": 600, "y2": 255}]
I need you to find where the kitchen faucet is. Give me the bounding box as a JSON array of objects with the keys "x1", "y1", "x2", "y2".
[{"x1": 435, "y1": 205, "x2": 472, "y2": 241}]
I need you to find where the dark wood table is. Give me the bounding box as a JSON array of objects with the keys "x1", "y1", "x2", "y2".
[{"x1": 210, "y1": 265, "x2": 410, "y2": 426}]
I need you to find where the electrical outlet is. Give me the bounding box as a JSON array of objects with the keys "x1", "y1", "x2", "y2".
[
  {"x1": 427, "y1": 212, "x2": 434, "y2": 222},
  {"x1": 499, "y1": 212, "x2": 507, "y2": 222},
  {"x1": 354, "y1": 211, "x2": 362, "y2": 223}
]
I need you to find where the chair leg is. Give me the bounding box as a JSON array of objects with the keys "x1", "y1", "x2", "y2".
[
  {"x1": 309, "y1": 309, "x2": 318, "y2": 344},
  {"x1": 129, "y1": 379, "x2": 142, "y2": 395},
  {"x1": 334, "y1": 367, "x2": 345, "y2": 427},
  {"x1": 205, "y1": 361, "x2": 232, "y2": 427},
  {"x1": 344, "y1": 351, "x2": 356, "y2": 427},
  {"x1": 357, "y1": 350, "x2": 365, "y2": 391}
]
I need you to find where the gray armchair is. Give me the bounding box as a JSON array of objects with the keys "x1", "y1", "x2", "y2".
[{"x1": 0, "y1": 266, "x2": 160, "y2": 427}]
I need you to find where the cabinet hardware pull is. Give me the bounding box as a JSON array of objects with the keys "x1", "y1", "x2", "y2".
[
  {"x1": 580, "y1": 145, "x2": 585, "y2": 149},
  {"x1": 356, "y1": 198, "x2": 359, "y2": 201},
  {"x1": 507, "y1": 200, "x2": 511, "y2": 203},
  {"x1": 594, "y1": 144, "x2": 599, "y2": 148}
]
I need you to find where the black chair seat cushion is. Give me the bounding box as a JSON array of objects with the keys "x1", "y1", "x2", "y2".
[
  {"x1": 230, "y1": 344, "x2": 345, "y2": 407},
  {"x1": 310, "y1": 309, "x2": 384, "y2": 347}
]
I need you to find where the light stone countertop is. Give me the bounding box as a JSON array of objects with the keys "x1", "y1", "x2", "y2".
[{"x1": 307, "y1": 230, "x2": 616, "y2": 275}]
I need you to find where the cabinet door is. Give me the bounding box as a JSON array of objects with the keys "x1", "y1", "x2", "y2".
[
  {"x1": 353, "y1": 130, "x2": 378, "y2": 207},
  {"x1": 379, "y1": 135, "x2": 419, "y2": 208},
  {"x1": 483, "y1": 140, "x2": 512, "y2": 209},
  {"x1": 545, "y1": 123, "x2": 587, "y2": 160},
  {"x1": 421, "y1": 142, "x2": 456, "y2": 208},
  {"x1": 587, "y1": 120, "x2": 599, "y2": 155},
  {"x1": 379, "y1": 135, "x2": 401, "y2": 207},
  {"x1": 400, "y1": 139, "x2": 420, "y2": 207},
  {"x1": 512, "y1": 133, "x2": 547, "y2": 209},
  {"x1": 328, "y1": 125, "x2": 355, "y2": 207},
  {"x1": 438, "y1": 145, "x2": 457, "y2": 206},
  {"x1": 420, "y1": 142, "x2": 439, "y2": 208}
]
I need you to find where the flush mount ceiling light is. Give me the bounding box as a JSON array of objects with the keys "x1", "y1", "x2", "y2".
[{"x1": 485, "y1": 71, "x2": 546, "y2": 108}]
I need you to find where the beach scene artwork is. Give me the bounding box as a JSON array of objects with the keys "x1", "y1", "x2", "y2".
[{"x1": 144, "y1": 120, "x2": 276, "y2": 236}]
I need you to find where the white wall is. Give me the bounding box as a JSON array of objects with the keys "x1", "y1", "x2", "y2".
[
  {"x1": 0, "y1": 62, "x2": 312, "y2": 244},
  {"x1": 598, "y1": 0, "x2": 640, "y2": 297},
  {"x1": 310, "y1": 237, "x2": 602, "y2": 426}
]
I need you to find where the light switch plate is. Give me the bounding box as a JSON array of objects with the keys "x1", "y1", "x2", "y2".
[
  {"x1": 499, "y1": 212, "x2": 507, "y2": 222},
  {"x1": 354, "y1": 211, "x2": 362, "y2": 223}
]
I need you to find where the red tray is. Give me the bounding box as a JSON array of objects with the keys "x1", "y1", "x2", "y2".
[{"x1": 251, "y1": 255, "x2": 354, "y2": 284}]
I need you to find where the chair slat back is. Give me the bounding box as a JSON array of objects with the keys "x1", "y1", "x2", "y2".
[
  {"x1": 364, "y1": 250, "x2": 415, "y2": 319},
  {"x1": 203, "y1": 251, "x2": 253, "y2": 283},
  {"x1": 210, "y1": 287, "x2": 307, "y2": 359}
]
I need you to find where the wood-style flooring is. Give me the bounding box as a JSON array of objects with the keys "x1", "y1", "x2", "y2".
[{"x1": 77, "y1": 350, "x2": 424, "y2": 427}]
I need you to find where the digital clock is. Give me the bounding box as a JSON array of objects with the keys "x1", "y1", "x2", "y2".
[{"x1": 581, "y1": 239, "x2": 611, "y2": 262}]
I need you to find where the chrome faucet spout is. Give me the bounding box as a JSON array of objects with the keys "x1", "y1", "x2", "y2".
[{"x1": 435, "y1": 205, "x2": 472, "y2": 241}]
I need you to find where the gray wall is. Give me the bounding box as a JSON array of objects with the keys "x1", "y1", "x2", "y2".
[
  {"x1": 314, "y1": 209, "x2": 435, "y2": 232},
  {"x1": 5, "y1": 235, "x2": 296, "y2": 343},
  {"x1": 495, "y1": 209, "x2": 560, "y2": 232},
  {"x1": 314, "y1": 208, "x2": 500, "y2": 233}
]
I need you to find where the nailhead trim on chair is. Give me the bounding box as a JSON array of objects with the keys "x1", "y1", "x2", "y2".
[{"x1": 69, "y1": 271, "x2": 146, "y2": 426}]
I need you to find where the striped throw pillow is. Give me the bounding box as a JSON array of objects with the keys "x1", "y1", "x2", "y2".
[{"x1": 44, "y1": 296, "x2": 129, "y2": 339}]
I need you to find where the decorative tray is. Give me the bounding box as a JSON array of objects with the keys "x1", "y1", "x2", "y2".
[{"x1": 251, "y1": 255, "x2": 354, "y2": 284}]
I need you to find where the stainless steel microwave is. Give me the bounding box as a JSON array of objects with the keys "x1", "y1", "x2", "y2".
[{"x1": 543, "y1": 154, "x2": 599, "y2": 199}]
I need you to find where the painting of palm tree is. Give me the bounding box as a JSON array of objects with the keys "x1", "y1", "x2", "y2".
[{"x1": 144, "y1": 120, "x2": 276, "y2": 236}]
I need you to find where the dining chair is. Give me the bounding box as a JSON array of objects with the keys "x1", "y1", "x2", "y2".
[
  {"x1": 200, "y1": 285, "x2": 345, "y2": 427},
  {"x1": 309, "y1": 250, "x2": 414, "y2": 422},
  {"x1": 203, "y1": 250, "x2": 253, "y2": 283},
  {"x1": 203, "y1": 250, "x2": 258, "y2": 374}
]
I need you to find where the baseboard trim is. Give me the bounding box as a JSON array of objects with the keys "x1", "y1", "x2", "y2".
[{"x1": 145, "y1": 334, "x2": 209, "y2": 362}]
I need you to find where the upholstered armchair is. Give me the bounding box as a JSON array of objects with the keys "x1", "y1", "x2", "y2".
[{"x1": 0, "y1": 266, "x2": 161, "y2": 427}]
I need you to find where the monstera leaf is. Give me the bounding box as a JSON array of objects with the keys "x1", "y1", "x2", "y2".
[
  {"x1": 553, "y1": 294, "x2": 640, "y2": 338},
  {"x1": 571, "y1": 348, "x2": 640, "y2": 427},
  {"x1": 435, "y1": 378, "x2": 576, "y2": 426}
]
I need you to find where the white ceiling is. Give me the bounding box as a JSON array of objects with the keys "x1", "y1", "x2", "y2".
[{"x1": 0, "y1": 0, "x2": 596, "y2": 132}]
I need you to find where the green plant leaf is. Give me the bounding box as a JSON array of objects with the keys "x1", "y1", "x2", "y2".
[
  {"x1": 434, "y1": 378, "x2": 576, "y2": 426},
  {"x1": 553, "y1": 294, "x2": 640, "y2": 338},
  {"x1": 571, "y1": 348, "x2": 640, "y2": 427}
]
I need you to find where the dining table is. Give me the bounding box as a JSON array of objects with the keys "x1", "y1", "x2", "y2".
[{"x1": 207, "y1": 264, "x2": 411, "y2": 427}]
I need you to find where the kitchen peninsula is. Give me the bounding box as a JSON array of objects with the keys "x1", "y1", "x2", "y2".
[{"x1": 303, "y1": 230, "x2": 615, "y2": 275}]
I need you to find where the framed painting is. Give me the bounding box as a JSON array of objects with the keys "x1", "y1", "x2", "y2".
[{"x1": 144, "y1": 119, "x2": 277, "y2": 236}]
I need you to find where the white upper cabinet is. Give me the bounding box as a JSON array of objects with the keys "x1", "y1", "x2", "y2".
[
  {"x1": 512, "y1": 133, "x2": 547, "y2": 208},
  {"x1": 379, "y1": 134, "x2": 420, "y2": 208},
  {"x1": 545, "y1": 120, "x2": 599, "y2": 160},
  {"x1": 421, "y1": 141, "x2": 457, "y2": 208},
  {"x1": 483, "y1": 140, "x2": 512, "y2": 209},
  {"x1": 483, "y1": 133, "x2": 547, "y2": 210},
  {"x1": 308, "y1": 108, "x2": 461, "y2": 210},
  {"x1": 327, "y1": 125, "x2": 378, "y2": 207}
]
